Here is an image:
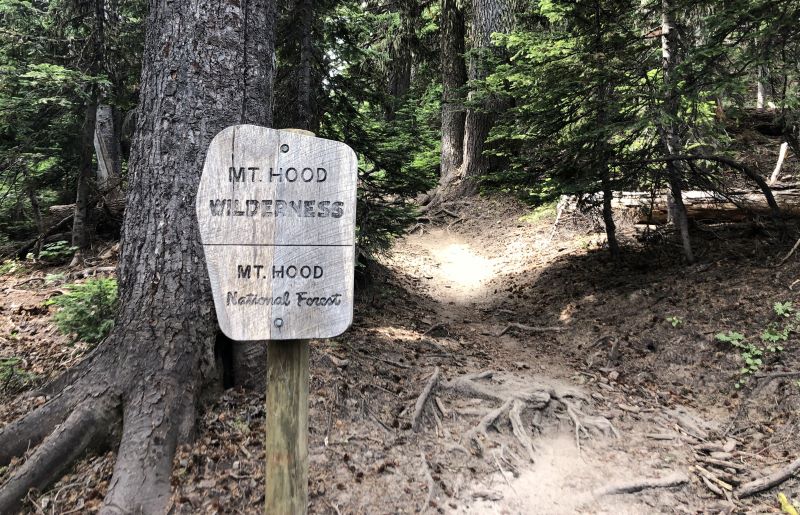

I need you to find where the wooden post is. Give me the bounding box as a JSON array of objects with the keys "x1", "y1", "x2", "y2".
[{"x1": 265, "y1": 339, "x2": 309, "y2": 515}]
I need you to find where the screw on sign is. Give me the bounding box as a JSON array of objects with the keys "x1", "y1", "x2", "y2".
[{"x1": 197, "y1": 126, "x2": 358, "y2": 514}]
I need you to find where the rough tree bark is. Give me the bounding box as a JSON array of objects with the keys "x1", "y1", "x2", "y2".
[
  {"x1": 0, "y1": 0, "x2": 276, "y2": 512},
  {"x1": 660, "y1": 0, "x2": 694, "y2": 263},
  {"x1": 429, "y1": 0, "x2": 514, "y2": 205},
  {"x1": 439, "y1": 0, "x2": 467, "y2": 180}
]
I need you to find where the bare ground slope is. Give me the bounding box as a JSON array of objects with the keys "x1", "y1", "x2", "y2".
[{"x1": 2, "y1": 195, "x2": 800, "y2": 513}]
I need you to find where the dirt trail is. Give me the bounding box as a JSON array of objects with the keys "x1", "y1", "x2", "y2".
[{"x1": 384, "y1": 218, "x2": 703, "y2": 514}]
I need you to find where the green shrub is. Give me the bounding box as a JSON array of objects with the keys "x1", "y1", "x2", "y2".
[
  {"x1": 0, "y1": 357, "x2": 37, "y2": 395},
  {"x1": 31, "y1": 240, "x2": 76, "y2": 264},
  {"x1": 716, "y1": 301, "x2": 797, "y2": 388},
  {"x1": 48, "y1": 278, "x2": 118, "y2": 344}
]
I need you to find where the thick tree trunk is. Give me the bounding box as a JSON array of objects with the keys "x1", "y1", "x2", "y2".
[
  {"x1": 439, "y1": 0, "x2": 467, "y2": 179},
  {"x1": 429, "y1": 0, "x2": 514, "y2": 204},
  {"x1": 661, "y1": 0, "x2": 694, "y2": 263},
  {"x1": 0, "y1": 0, "x2": 276, "y2": 513}
]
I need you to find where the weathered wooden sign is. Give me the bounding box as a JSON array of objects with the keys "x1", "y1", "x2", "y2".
[{"x1": 197, "y1": 125, "x2": 358, "y2": 340}]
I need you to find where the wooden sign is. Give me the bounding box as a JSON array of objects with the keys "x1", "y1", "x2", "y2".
[{"x1": 197, "y1": 125, "x2": 358, "y2": 340}]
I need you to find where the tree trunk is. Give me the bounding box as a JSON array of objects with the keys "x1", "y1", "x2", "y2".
[
  {"x1": 661, "y1": 0, "x2": 694, "y2": 263},
  {"x1": 593, "y1": 0, "x2": 619, "y2": 259},
  {"x1": 0, "y1": 0, "x2": 276, "y2": 512},
  {"x1": 274, "y1": 0, "x2": 317, "y2": 131},
  {"x1": 439, "y1": 0, "x2": 467, "y2": 179},
  {"x1": 71, "y1": 92, "x2": 98, "y2": 256},
  {"x1": 94, "y1": 103, "x2": 123, "y2": 200},
  {"x1": 385, "y1": 0, "x2": 417, "y2": 120},
  {"x1": 429, "y1": 0, "x2": 514, "y2": 204}
]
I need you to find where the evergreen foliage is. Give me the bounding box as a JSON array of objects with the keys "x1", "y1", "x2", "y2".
[
  {"x1": 47, "y1": 277, "x2": 118, "y2": 344},
  {"x1": 1, "y1": 0, "x2": 800, "y2": 257}
]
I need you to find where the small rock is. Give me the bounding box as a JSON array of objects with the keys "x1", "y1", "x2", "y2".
[{"x1": 608, "y1": 370, "x2": 620, "y2": 381}]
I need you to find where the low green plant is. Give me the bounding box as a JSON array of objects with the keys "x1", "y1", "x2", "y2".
[
  {"x1": 716, "y1": 301, "x2": 799, "y2": 388},
  {"x1": 31, "y1": 241, "x2": 77, "y2": 264},
  {"x1": 666, "y1": 316, "x2": 683, "y2": 328},
  {"x1": 0, "y1": 260, "x2": 23, "y2": 275},
  {"x1": 519, "y1": 202, "x2": 557, "y2": 224},
  {"x1": 0, "y1": 357, "x2": 37, "y2": 394},
  {"x1": 44, "y1": 272, "x2": 66, "y2": 284},
  {"x1": 47, "y1": 278, "x2": 119, "y2": 344}
]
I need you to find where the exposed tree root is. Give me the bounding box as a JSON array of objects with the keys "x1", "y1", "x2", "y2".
[
  {"x1": 495, "y1": 323, "x2": 566, "y2": 337},
  {"x1": 593, "y1": 471, "x2": 689, "y2": 497},
  {"x1": 412, "y1": 368, "x2": 441, "y2": 432},
  {"x1": 0, "y1": 389, "x2": 80, "y2": 466},
  {"x1": 509, "y1": 400, "x2": 536, "y2": 462},
  {"x1": 736, "y1": 457, "x2": 800, "y2": 498},
  {"x1": 441, "y1": 371, "x2": 617, "y2": 462},
  {"x1": 0, "y1": 327, "x2": 209, "y2": 514},
  {"x1": 0, "y1": 399, "x2": 117, "y2": 513}
]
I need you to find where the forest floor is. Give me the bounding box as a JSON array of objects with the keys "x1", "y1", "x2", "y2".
[{"x1": 2, "y1": 194, "x2": 800, "y2": 513}]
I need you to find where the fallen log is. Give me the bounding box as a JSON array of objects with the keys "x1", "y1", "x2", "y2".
[{"x1": 561, "y1": 185, "x2": 800, "y2": 225}]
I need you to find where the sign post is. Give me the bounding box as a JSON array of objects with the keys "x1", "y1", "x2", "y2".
[{"x1": 196, "y1": 125, "x2": 358, "y2": 514}]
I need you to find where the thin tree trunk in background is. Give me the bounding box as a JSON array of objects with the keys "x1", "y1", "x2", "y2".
[
  {"x1": 600, "y1": 168, "x2": 620, "y2": 258},
  {"x1": 593, "y1": 0, "x2": 619, "y2": 259},
  {"x1": 94, "y1": 103, "x2": 123, "y2": 200},
  {"x1": 439, "y1": 0, "x2": 467, "y2": 179},
  {"x1": 23, "y1": 168, "x2": 44, "y2": 256},
  {"x1": 296, "y1": 0, "x2": 314, "y2": 131},
  {"x1": 385, "y1": 0, "x2": 416, "y2": 120},
  {"x1": 273, "y1": 0, "x2": 318, "y2": 132},
  {"x1": 661, "y1": 0, "x2": 694, "y2": 263},
  {"x1": 71, "y1": 92, "x2": 98, "y2": 255},
  {"x1": 757, "y1": 65, "x2": 767, "y2": 109},
  {"x1": 71, "y1": 0, "x2": 106, "y2": 257}
]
